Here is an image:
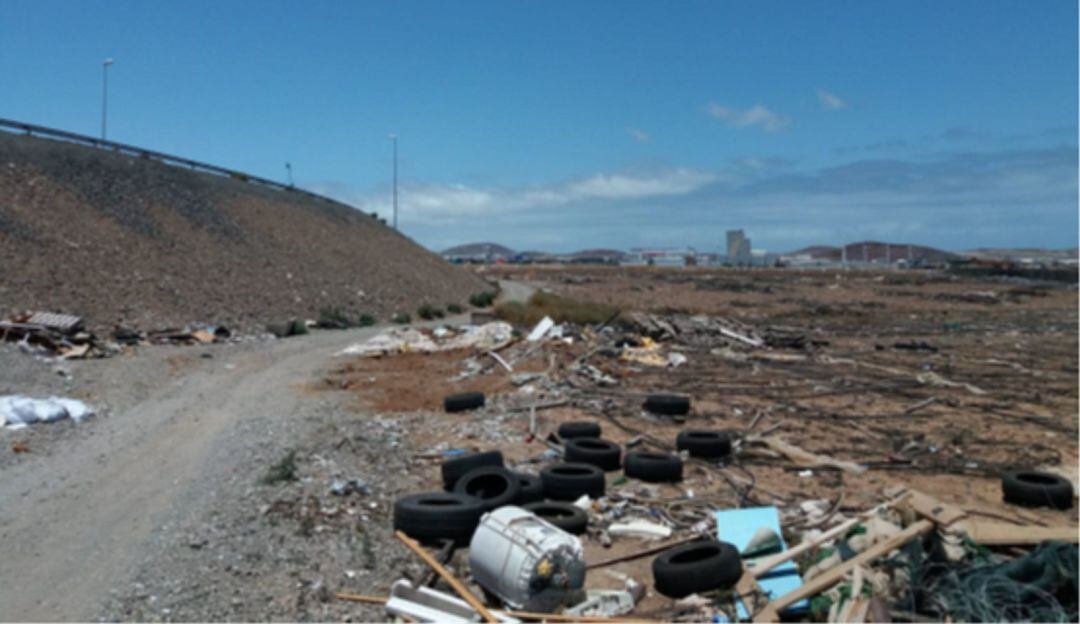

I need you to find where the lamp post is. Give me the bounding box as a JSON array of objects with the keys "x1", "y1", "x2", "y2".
[
  {"x1": 285, "y1": 162, "x2": 293, "y2": 187},
  {"x1": 389, "y1": 134, "x2": 398, "y2": 230},
  {"x1": 101, "y1": 58, "x2": 114, "y2": 140}
]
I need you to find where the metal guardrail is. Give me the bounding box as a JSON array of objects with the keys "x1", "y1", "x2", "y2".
[{"x1": 0, "y1": 117, "x2": 363, "y2": 214}]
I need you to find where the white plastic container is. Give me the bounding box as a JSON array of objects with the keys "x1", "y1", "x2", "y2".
[{"x1": 468, "y1": 506, "x2": 586, "y2": 611}]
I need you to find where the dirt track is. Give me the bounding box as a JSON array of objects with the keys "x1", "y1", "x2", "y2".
[{"x1": 0, "y1": 326, "x2": 390, "y2": 621}]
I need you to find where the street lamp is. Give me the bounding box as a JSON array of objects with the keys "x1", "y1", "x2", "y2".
[
  {"x1": 101, "y1": 58, "x2": 114, "y2": 140},
  {"x1": 285, "y1": 162, "x2": 293, "y2": 187},
  {"x1": 389, "y1": 134, "x2": 398, "y2": 230}
]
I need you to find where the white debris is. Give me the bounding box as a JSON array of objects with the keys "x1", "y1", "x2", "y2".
[
  {"x1": 526, "y1": 316, "x2": 556, "y2": 342},
  {"x1": 608, "y1": 519, "x2": 672, "y2": 539},
  {"x1": 337, "y1": 322, "x2": 514, "y2": 357},
  {"x1": 0, "y1": 395, "x2": 95, "y2": 429},
  {"x1": 667, "y1": 352, "x2": 688, "y2": 368}
]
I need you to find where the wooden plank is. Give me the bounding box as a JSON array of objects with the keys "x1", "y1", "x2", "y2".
[
  {"x1": 758, "y1": 437, "x2": 866, "y2": 475},
  {"x1": 765, "y1": 519, "x2": 934, "y2": 614},
  {"x1": 749, "y1": 492, "x2": 911, "y2": 578},
  {"x1": 903, "y1": 490, "x2": 967, "y2": 527},
  {"x1": 735, "y1": 570, "x2": 779, "y2": 623},
  {"x1": 964, "y1": 520, "x2": 1079, "y2": 545},
  {"x1": 394, "y1": 531, "x2": 499, "y2": 623}
]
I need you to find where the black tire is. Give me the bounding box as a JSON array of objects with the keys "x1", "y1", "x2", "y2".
[
  {"x1": 624, "y1": 451, "x2": 683, "y2": 483},
  {"x1": 676, "y1": 430, "x2": 732, "y2": 459},
  {"x1": 1002, "y1": 471, "x2": 1074, "y2": 510},
  {"x1": 514, "y1": 472, "x2": 545, "y2": 505},
  {"x1": 523, "y1": 501, "x2": 588, "y2": 535},
  {"x1": 644, "y1": 394, "x2": 691, "y2": 416},
  {"x1": 453, "y1": 466, "x2": 521, "y2": 511},
  {"x1": 558, "y1": 421, "x2": 602, "y2": 440},
  {"x1": 393, "y1": 492, "x2": 487, "y2": 545},
  {"x1": 652, "y1": 540, "x2": 743, "y2": 598},
  {"x1": 564, "y1": 438, "x2": 622, "y2": 471},
  {"x1": 541, "y1": 463, "x2": 606, "y2": 501},
  {"x1": 441, "y1": 451, "x2": 504, "y2": 490},
  {"x1": 444, "y1": 391, "x2": 485, "y2": 412}
]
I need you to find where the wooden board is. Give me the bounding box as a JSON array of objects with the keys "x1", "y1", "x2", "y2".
[
  {"x1": 761, "y1": 519, "x2": 934, "y2": 617},
  {"x1": 964, "y1": 520, "x2": 1079, "y2": 545}
]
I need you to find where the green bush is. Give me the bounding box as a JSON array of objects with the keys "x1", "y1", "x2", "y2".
[
  {"x1": 447, "y1": 303, "x2": 464, "y2": 314},
  {"x1": 417, "y1": 304, "x2": 445, "y2": 320},
  {"x1": 357, "y1": 313, "x2": 377, "y2": 327},
  {"x1": 392, "y1": 312, "x2": 411, "y2": 324},
  {"x1": 469, "y1": 291, "x2": 496, "y2": 308},
  {"x1": 261, "y1": 450, "x2": 299, "y2": 484},
  {"x1": 317, "y1": 305, "x2": 353, "y2": 329}
]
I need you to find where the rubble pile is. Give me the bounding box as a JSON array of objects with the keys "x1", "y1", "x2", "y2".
[{"x1": 327, "y1": 310, "x2": 1079, "y2": 622}]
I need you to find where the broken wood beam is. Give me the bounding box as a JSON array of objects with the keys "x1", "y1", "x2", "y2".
[
  {"x1": 963, "y1": 520, "x2": 1079, "y2": 545},
  {"x1": 394, "y1": 530, "x2": 498, "y2": 623},
  {"x1": 758, "y1": 519, "x2": 934, "y2": 618},
  {"x1": 749, "y1": 492, "x2": 911, "y2": 578}
]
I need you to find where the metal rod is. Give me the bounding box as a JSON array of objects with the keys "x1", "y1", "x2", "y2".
[
  {"x1": 101, "y1": 59, "x2": 112, "y2": 140},
  {"x1": 391, "y1": 134, "x2": 398, "y2": 230}
]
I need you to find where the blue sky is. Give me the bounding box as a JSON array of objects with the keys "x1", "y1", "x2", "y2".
[{"x1": 2, "y1": 0, "x2": 1077, "y2": 252}]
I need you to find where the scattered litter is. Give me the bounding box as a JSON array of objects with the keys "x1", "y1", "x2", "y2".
[
  {"x1": 0, "y1": 395, "x2": 95, "y2": 429},
  {"x1": 608, "y1": 519, "x2": 672, "y2": 539},
  {"x1": 337, "y1": 322, "x2": 514, "y2": 357},
  {"x1": 526, "y1": 316, "x2": 556, "y2": 342}
]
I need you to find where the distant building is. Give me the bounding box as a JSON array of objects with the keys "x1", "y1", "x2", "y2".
[
  {"x1": 726, "y1": 230, "x2": 752, "y2": 266},
  {"x1": 622, "y1": 247, "x2": 697, "y2": 267}
]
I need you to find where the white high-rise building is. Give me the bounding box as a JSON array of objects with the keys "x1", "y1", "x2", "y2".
[{"x1": 726, "y1": 229, "x2": 752, "y2": 266}]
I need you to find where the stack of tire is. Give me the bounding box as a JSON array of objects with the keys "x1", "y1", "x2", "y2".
[
  {"x1": 394, "y1": 421, "x2": 737, "y2": 544},
  {"x1": 393, "y1": 450, "x2": 542, "y2": 545}
]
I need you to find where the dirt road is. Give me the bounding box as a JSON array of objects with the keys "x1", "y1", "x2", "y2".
[{"x1": 0, "y1": 326, "x2": 387, "y2": 621}]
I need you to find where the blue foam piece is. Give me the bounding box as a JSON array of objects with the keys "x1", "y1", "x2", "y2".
[{"x1": 715, "y1": 507, "x2": 810, "y2": 618}]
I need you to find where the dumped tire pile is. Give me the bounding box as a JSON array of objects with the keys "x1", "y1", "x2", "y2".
[{"x1": 330, "y1": 306, "x2": 1079, "y2": 622}]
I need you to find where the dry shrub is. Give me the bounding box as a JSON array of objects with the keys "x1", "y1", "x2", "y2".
[{"x1": 495, "y1": 291, "x2": 618, "y2": 326}]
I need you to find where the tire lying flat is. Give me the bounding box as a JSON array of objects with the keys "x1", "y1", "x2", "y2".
[
  {"x1": 644, "y1": 394, "x2": 691, "y2": 416},
  {"x1": 523, "y1": 501, "x2": 589, "y2": 534},
  {"x1": 624, "y1": 451, "x2": 683, "y2": 482},
  {"x1": 441, "y1": 450, "x2": 504, "y2": 490},
  {"x1": 652, "y1": 540, "x2": 742, "y2": 598},
  {"x1": 453, "y1": 466, "x2": 521, "y2": 512},
  {"x1": 676, "y1": 429, "x2": 732, "y2": 459},
  {"x1": 564, "y1": 438, "x2": 622, "y2": 471},
  {"x1": 558, "y1": 421, "x2": 602, "y2": 440},
  {"x1": 1002, "y1": 470, "x2": 1074, "y2": 509},
  {"x1": 541, "y1": 463, "x2": 606, "y2": 501},
  {"x1": 393, "y1": 492, "x2": 486, "y2": 545},
  {"x1": 444, "y1": 391, "x2": 485, "y2": 413}
]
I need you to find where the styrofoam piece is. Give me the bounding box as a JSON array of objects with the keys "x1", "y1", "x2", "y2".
[{"x1": 385, "y1": 579, "x2": 520, "y2": 623}]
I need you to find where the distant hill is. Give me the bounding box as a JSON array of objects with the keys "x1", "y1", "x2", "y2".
[
  {"x1": 786, "y1": 241, "x2": 959, "y2": 263},
  {"x1": 441, "y1": 242, "x2": 515, "y2": 257},
  {"x1": 963, "y1": 247, "x2": 1078, "y2": 263},
  {"x1": 0, "y1": 130, "x2": 486, "y2": 332},
  {"x1": 568, "y1": 248, "x2": 626, "y2": 260}
]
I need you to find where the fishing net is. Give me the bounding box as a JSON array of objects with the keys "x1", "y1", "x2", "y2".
[{"x1": 899, "y1": 537, "x2": 1078, "y2": 622}]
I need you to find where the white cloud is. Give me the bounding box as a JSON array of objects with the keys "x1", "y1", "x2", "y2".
[
  {"x1": 565, "y1": 170, "x2": 716, "y2": 199},
  {"x1": 312, "y1": 168, "x2": 717, "y2": 224},
  {"x1": 626, "y1": 127, "x2": 651, "y2": 143},
  {"x1": 706, "y1": 103, "x2": 791, "y2": 132},
  {"x1": 816, "y1": 88, "x2": 847, "y2": 110}
]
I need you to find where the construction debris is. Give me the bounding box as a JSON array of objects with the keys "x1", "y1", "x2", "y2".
[{"x1": 318, "y1": 274, "x2": 1078, "y2": 623}]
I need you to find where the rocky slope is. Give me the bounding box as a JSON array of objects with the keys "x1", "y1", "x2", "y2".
[{"x1": 0, "y1": 131, "x2": 488, "y2": 332}]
